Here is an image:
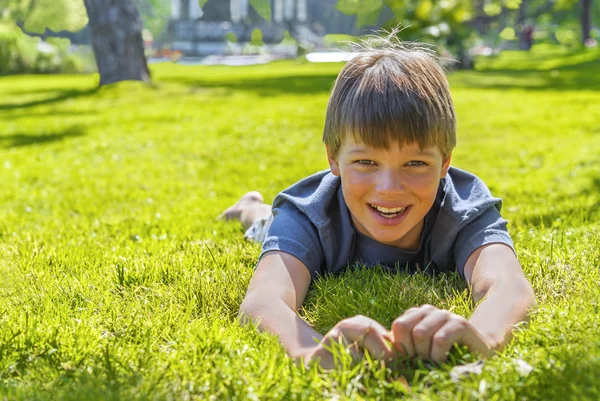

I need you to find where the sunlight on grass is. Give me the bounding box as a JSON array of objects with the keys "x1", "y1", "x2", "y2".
[{"x1": 0, "y1": 46, "x2": 599, "y2": 400}]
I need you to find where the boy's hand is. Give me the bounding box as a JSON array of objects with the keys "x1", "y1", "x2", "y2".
[
  {"x1": 390, "y1": 304, "x2": 493, "y2": 363},
  {"x1": 304, "y1": 315, "x2": 394, "y2": 369}
]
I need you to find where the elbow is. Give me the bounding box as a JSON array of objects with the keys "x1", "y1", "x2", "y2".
[
  {"x1": 518, "y1": 275, "x2": 536, "y2": 320},
  {"x1": 238, "y1": 293, "x2": 262, "y2": 326},
  {"x1": 238, "y1": 291, "x2": 282, "y2": 328},
  {"x1": 474, "y1": 275, "x2": 536, "y2": 316},
  {"x1": 505, "y1": 275, "x2": 537, "y2": 322}
]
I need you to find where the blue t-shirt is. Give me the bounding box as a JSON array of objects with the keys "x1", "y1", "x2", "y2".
[{"x1": 260, "y1": 167, "x2": 514, "y2": 282}]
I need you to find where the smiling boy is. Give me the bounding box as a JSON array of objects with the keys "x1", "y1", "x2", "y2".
[{"x1": 227, "y1": 38, "x2": 535, "y2": 368}]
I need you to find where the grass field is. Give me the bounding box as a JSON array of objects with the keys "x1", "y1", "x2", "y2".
[{"x1": 0, "y1": 45, "x2": 599, "y2": 400}]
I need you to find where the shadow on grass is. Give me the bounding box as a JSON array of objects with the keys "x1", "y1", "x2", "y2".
[
  {"x1": 0, "y1": 125, "x2": 86, "y2": 148},
  {"x1": 452, "y1": 57, "x2": 600, "y2": 91},
  {"x1": 158, "y1": 73, "x2": 337, "y2": 97},
  {"x1": 0, "y1": 87, "x2": 77, "y2": 96},
  {"x1": 0, "y1": 88, "x2": 99, "y2": 111},
  {"x1": 1, "y1": 110, "x2": 97, "y2": 122}
]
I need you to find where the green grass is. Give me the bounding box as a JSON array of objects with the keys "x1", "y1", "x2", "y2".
[{"x1": 0, "y1": 45, "x2": 599, "y2": 400}]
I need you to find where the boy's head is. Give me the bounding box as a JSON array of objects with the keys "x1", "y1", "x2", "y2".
[
  {"x1": 323, "y1": 36, "x2": 457, "y2": 250},
  {"x1": 323, "y1": 36, "x2": 456, "y2": 159}
]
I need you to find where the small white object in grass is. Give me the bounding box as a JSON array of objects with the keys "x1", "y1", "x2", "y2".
[
  {"x1": 515, "y1": 359, "x2": 534, "y2": 376},
  {"x1": 450, "y1": 360, "x2": 484, "y2": 382},
  {"x1": 478, "y1": 379, "x2": 487, "y2": 394}
]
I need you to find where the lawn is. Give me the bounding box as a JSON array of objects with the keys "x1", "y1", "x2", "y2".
[{"x1": 0, "y1": 45, "x2": 599, "y2": 400}]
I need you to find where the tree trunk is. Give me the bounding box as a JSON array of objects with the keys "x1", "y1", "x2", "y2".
[
  {"x1": 581, "y1": 0, "x2": 591, "y2": 43},
  {"x1": 517, "y1": 0, "x2": 532, "y2": 50},
  {"x1": 83, "y1": 0, "x2": 151, "y2": 86}
]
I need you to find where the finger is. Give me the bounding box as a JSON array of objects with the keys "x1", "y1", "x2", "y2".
[
  {"x1": 333, "y1": 316, "x2": 394, "y2": 361},
  {"x1": 307, "y1": 345, "x2": 336, "y2": 370},
  {"x1": 455, "y1": 320, "x2": 492, "y2": 358},
  {"x1": 429, "y1": 321, "x2": 464, "y2": 363},
  {"x1": 344, "y1": 317, "x2": 394, "y2": 361},
  {"x1": 430, "y1": 318, "x2": 490, "y2": 363},
  {"x1": 391, "y1": 309, "x2": 428, "y2": 358},
  {"x1": 319, "y1": 327, "x2": 363, "y2": 365},
  {"x1": 412, "y1": 310, "x2": 451, "y2": 360}
]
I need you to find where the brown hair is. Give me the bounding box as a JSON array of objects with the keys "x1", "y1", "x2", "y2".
[{"x1": 323, "y1": 33, "x2": 457, "y2": 158}]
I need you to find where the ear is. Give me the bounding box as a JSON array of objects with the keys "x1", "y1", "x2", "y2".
[
  {"x1": 440, "y1": 153, "x2": 452, "y2": 178},
  {"x1": 326, "y1": 145, "x2": 340, "y2": 176}
]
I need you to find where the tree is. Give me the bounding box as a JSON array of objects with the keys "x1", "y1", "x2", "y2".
[
  {"x1": 335, "y1": 0, "x2": 593, "y2": 62},
  {"x1": 581, "y1": 0, "x2": 591, "y2": 43},
  {"x1": 335, "y1": 0, "x2": 493, "y2": 67},
  {"x1": 8, "y1": 0, "x2": 150, "y2": 85},
  {"x1": 134, "y1": 0, "x2": 171, "y2": 40},
  {"x1": 83, "y1": 0, "x2": 150, "y2": 85}
]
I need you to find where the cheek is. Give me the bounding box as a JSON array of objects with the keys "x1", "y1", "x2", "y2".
[
  {"x1": 404, "y1": 173, "x2": 440, "y2": 196},
  {"x1": 341, "y1": 172, "x2": 371, "y2": 201}
]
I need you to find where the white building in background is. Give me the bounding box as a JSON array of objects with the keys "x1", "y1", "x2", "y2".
[
  {"x1": 169, "y1": 0, "x2": 311, "y2": 55},
  {"x1": 171, "y1": 0, "x2": 306, "y2": 22},
  {"x1": 283, "y1": 0, "x2": 293, "y2": 21},
  {"x1": 296, "y1": 0, "x2": 307, "y2": 22},
  {"x1": 273, "y1": 0, "x2": 283, "y2": 22},
  {"x1": 171, "y1": 0, "x2": 180, "y2": 19},
  {"x1": 189, "y1": 0, "x2": 203, "y2": 20}
]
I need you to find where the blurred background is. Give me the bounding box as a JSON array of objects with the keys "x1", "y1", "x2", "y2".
[{"x1": 0, "y1": 0, "x2": 598, "y2": 82}]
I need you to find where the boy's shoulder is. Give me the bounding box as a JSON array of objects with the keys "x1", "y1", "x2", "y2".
[
  {"x1": 431, "y1": 166, "x2": 511, "y2": 275},
  {"x1": 440, "y1": 166, "x2": 503, "y2": 223},
  {"x1": 272, "y1": 169, "x2": 342, "y2": 225}
]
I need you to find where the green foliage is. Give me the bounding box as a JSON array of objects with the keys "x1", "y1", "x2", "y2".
[
  {"x1": 249, "y1": 0, "x2": 272, "y2": 21},
  {"x1": 335, "y1": 0, "x2": 590, "y2": 59},
  {"x1": 134, "y1": 0, "x2": 171, "y2": 38},
  {"x1": 250, "y1": 28, "x2": 264, "y2": 46},
  {"x1": 337, "y1": 0, "x2": 385, "y2": 16},
  {"x1": 336, "y1": 0, "x2": 480, "y2": 60},
  {"x1": 0, "y1": 21, "x2": 90, "y2": 75},
  {"x1": 0, "y1": 47, "x2": 599, "y2": 399},
  {"x1": 22, "y1": 0, "x2": 88, "y2": 34},
  {"x1": 225, "y1": 31, "x2": 238, "y2": 43}
]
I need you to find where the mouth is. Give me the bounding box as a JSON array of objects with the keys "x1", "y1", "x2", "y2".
[{"x1": 368, "y1": 203, "x2": 409, "y2": 219}]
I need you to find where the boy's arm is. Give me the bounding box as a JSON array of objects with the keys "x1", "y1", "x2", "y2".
[
  {"x1": 239, "y1": 251, "x2": 321, "y2": 358},
  {"x1": 463, "y1": 243, "x2": 535, "y2": 351},
  {"x1": 239, "y1": 251, "x2": 395, "y2": 368},
  {"x1": 389, "y1": 243, "x2": 534, "y2": 362}
]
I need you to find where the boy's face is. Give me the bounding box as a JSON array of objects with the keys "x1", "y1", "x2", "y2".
[{"x1": 327, "y1": 136, "x2": 451, "y2": 250}]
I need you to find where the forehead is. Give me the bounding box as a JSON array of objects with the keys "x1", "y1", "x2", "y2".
[{"x1": 341, "y1": 136, "x2": 442, "y2": 157}]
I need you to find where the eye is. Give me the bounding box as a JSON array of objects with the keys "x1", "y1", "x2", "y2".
[
  {"x1": 355, "y1": 159, "x2": 376, "y2": 166},
  {"x1": 406, "y1": 160, "x2": 427, "y2": 167}
]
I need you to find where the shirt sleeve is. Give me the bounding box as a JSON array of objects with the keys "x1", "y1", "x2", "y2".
[
  {"x1": 259, "y1": 205, "x2": 325, "y2": 280},
  {"x1": 453, "y1": 206, "x2": 515, "y2": 278}
]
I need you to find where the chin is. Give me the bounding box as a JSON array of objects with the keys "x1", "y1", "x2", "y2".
[{"x1": 367, "y1": 229, "x2": 407, "y2": 245}]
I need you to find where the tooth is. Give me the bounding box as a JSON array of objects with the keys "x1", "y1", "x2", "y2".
[{"x1": 372, "y1": 205, "x2": 406, "y2": 213}]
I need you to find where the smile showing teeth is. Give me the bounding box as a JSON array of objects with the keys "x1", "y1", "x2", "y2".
[{"x1": 369, "y1": 204, "x2": 407, "y2": 217}]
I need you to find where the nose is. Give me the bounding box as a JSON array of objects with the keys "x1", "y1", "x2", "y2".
[{"x1": 375, "y1": 168, "x2": 406, "y2": 195}]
